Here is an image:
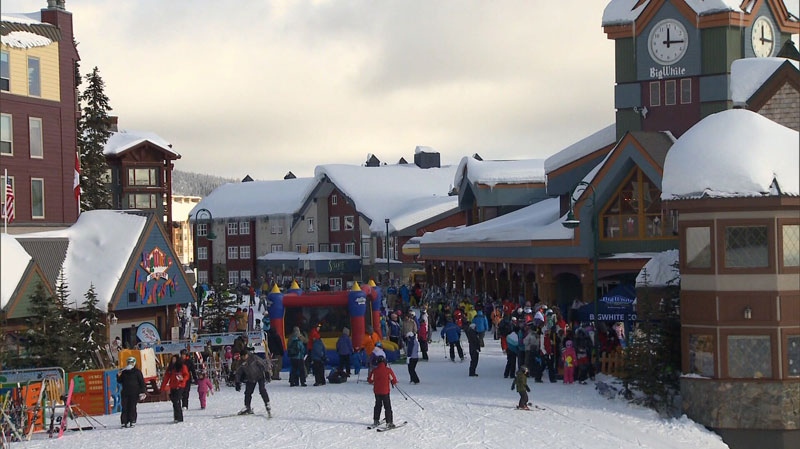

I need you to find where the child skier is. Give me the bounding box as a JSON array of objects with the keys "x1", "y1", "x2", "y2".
[
  {"x1": 562, "y1": 340, "x2": 577, "y2": 384},
  {"x1": 196, "y1": 372, "x2": 214, "y2": 410},
  {"x1": 511, "y1": 366, "x2": 531, "y2": 410},
  {"x1": 367, "y1": 356, "x2": 398, "y2": 428}
]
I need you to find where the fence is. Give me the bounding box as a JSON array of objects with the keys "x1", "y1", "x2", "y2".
[{"x1": 599, "y1": 348, "x2": 625, "y2": 378}]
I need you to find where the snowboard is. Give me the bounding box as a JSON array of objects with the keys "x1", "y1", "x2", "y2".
[
  {"x1": 376, "y1": 421, "x2": 408, "y2": 432},
  {"x1": 57, "y1": 378, "x2": 75, "y2": 439}
]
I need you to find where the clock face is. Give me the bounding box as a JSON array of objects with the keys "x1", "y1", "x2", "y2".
[
  {"x1": 648, "y1": 19, "x2": 689, "y2": 65},
  {"x1": 751, "y1": 16, "x2": 775, "y2": 58}
]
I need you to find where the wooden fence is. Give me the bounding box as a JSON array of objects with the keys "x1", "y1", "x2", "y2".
[{"x1": 599, "y1": 348, "x2": 625, "y2": 378}]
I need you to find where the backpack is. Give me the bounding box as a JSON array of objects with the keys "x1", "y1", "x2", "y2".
[
  {"x1": 287, "y1": 338, "x2": 303, "y2": 357},
  {"x1": 498, "y1": 319, "x2": 512, "y2": 337}
]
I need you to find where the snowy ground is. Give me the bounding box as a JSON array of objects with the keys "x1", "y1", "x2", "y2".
[{"x1": 18, "y1": 337, "x2": 728, "y2": 449}]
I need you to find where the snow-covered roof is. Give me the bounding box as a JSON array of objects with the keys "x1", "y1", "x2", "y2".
[
  {"x1": 171, "y1": 196, "x2": 202, "y2": 222},
  {"x1": 730, "y1": 57, "x2": 799, "y2": 105},
  {"x1": 257, "y1": 251, "x2": 360, "y2": 261},
  {"x1": 1, "y1": 13, "x2": 43, "y2": 25},
  {"x1": 1, "y1": 30, "x2": 52, "y2": 48},
  {"x1": 104, "y1": 129, "x2": 178, "y2": 158},
  {"x1": 0, "y1": 234, "x2": 33, "y2": 309},
  {"x1": 189, "y1": 178, "x2": 317, "y2": 220},
  {"x1": 662, "y1": 109, "x2": 800, "y2": 199},
  {"x1": 453, "y1": 157, "x2": 546, "y2": 190},
  {"x1": 315, "y1": 164, "x2": 458, "y2": 234},
  {"x1": 544, "y1": 124, "x2": 617, "y2": 174},
  {"x1": 636, "y1": 249, "x2": 680, "y2": 288},
  {"x1": 18, "y1": 210, "x2": 148, "y2": 310},
  {"x1": 602, "y1": 0, "x2": 747, "y2": 26},
  {"x1": 420, "y1": 197, "x2": 572, "y2": 244}
]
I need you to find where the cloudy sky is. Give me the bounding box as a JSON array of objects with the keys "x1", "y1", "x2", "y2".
[{"x1": 4, "y1": 0, "x2": 616, "y2": 179}]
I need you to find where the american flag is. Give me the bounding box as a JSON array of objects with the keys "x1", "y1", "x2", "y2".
[{"x1": 3, "y1": 177, "x2": 13, "y2": 223}]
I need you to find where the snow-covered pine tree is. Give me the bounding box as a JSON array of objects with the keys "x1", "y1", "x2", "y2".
[
  {"x1": 24, "y1": 283, "x2": 68, "y2": 368},
  {"x1": 78, "y1": 66, "x2": 113, "y2": 211},
  {"x1": 75, "y1": 284, "x2": 108, "y2": 370},
  {"x1": 202, "y1": 266, "x2": 238, "y2": 333}
]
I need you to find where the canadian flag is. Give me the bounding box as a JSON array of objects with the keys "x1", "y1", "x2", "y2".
[{"x1": 73, "y1": 151, "x2": 81, "y2": 210}]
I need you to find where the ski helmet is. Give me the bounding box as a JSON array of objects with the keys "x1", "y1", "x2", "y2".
[{"x1": 126, "y1": 356, "x2": 136, "y2": 366}]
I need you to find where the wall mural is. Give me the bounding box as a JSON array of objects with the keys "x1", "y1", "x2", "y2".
[{"x1": 133, "y1": 247, "x2": 179, "y2": 304}]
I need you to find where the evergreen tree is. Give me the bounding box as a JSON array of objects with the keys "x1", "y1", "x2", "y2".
[
  {"x1": 622, "y1": 265, "x2": 682, "y2": 416},
  {"x1": 24, "y1": 283, "x2": 66, "y2": 368},
  {"x1": 52, "y1": 271, "x2": 83, "y2": 370},
  {"x1": 202, "y1": 266, "x2": 238, "y2": 334},
  {"x1": 74, "y1": 284, "x2": 108, "y2": 370},
  {"x1": 78, "y1": 66, "x2": 113, "y2": 211}
]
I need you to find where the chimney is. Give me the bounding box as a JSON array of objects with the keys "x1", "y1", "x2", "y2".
[
  {"x1": 108, "y1": 116, "x2": 119, "y2": 132},
  {"x1": 413, "y1": 146, "x2": 440, "y2": 169}
]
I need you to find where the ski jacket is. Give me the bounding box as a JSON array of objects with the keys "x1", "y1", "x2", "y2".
[
  {"x1": 161, "y1": 363, "x2": 189, "y2": 391},
  {"x1": 417, "y1": 321, "x2": 428, "y2": 342},
  {"x1": 405, "y1": 335, "x2": 419, "y2": 359},
  {"x1": 465, "y1": 327, "x2": 481, "y2": 352},
  {"x1": 267, "y1": 328, "x2": 285, "y2": 356},
  {"x1": 308, "y1": 327, "x2": 321, "y2": 350},
  {"x1": 311, "y1": 338, "x2": 327, "y2": 362},
  {"x1": 336, "y1": 333, "x2": 354, "y2": 355},
  {"x1": 196, "y1": 377, "x2": 213, "y2": 394},
  {"x1": 118, "y1": 366, "x2": 145, "y2": 397},
  {"x1": 441, "y1": 322, "x2": 461, "y2": 344},
  {"x1": 389, "y1": 320, "x2": 402, "y2": 338},
  {"x1": 287, "y1": 336, "x2": 307, "y2": 360},
  {"x1": 562, "y1": 346, "x2": 577, "y2": 368},
  {"x1": 363, "y1": 332, "x2": 380, "y2": 355},
  {"x1": 236, "y1": 354, "x2": 270, "y2": 383},
  {"x1": 367, "y1": 363, "x2": 397, "y2": 395},
  {"x1": 472, "y1": 312, "x2": 489, "y2": 333},
  {"x1": 523, "y1": 331, "x2": 539, "y2": 351},
  {"x1": 401, "y1": 318, "x2": 418, "y2": 336},
  {"x1": 512, "y1": 369, "x2": 530, "y2": 393}
]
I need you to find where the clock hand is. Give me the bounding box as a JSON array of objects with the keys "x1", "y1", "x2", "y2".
[{"x1": 759, "y1": 26, "x2": 773, "y2": 44}]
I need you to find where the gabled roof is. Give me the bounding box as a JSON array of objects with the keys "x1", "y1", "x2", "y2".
[
  {"x1": 544, "y1": 124, "x2": 617, "y2": 174},
  {"x1": 1, "y1": 233, "x2": 33, "y2": 309},
  {"x1": 454, "y1": 157, "x2": 546, "y2": 190},
  {"x1": 730, "y1": 57, "x2": 800, "y2": 107},
  {"x1": 1, "y1": 13, "x2": 60, "y2": 47},
  {"x1": 104, "y1": 129, "x2": 179, "y2": 159},
  {"x1": 14, "y1": 237, "x2": 69, "y2": 288},
  {"x1": 189, "y1": 177, "x2": 317, "y2": 221},
  {"x1": 315, "y1": 163, "x2": 458, "y2": 234},
  {"x1": 662, "y1": 109, "x2": 799, "y2": 199}
]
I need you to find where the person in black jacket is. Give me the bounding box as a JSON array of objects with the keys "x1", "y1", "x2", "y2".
[
  {"x1": 180, "y1": 349, "x2": 198, "y2": 409},
  {"x1": 465, "y1": 323, "x2": 481, "y2": 377},
  {"x1": 117, "y1": 356, "x2": 146, "y2": 428},
  {"x1": 266, "y1": 323, "x2": 285, "y2": 380}
]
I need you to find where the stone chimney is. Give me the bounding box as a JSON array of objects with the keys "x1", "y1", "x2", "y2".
[
  {"x1": 413, "y1": 146, "x2": 440, "y2": 169},
  {"x1": 108, "y1": 116, "x2": 119, "y2": 132}
]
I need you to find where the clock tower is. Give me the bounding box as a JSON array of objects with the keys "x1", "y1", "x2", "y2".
[{"x1": 602, "y1": 0, "x2": 799, "y2": 139}]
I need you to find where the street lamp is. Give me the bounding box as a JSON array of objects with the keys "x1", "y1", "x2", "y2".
[
  {"x1": 562, "y1": 181, "x2": 599, "y2": 331},
  {"x1": 385, "y1": 218, "x2": 390, "y2": 285},
  {"x1": 195, "y1": 208, "x2": 216, "y2": 286}
]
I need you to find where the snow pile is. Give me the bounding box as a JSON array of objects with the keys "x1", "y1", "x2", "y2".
[
  {"x1": 602, "y1": 0, "x2": 652, "y2": 26},
  {"x1": 662, "y1": 109, "x2": 800, "y2": 199},
  {"x1": 453, "y1": 156, "x2": 546, "y2": 189},
  {"x1": 104, "y1": 129, "x2": 178, "y2": 157},
  {"x1": 730, "y1": 58, "x2": 799, "y2": 105},
  {"x1": 1, "y1": 30, "x2": 52, "y2": 48},
  {"x1": 20, "y1": 335, "x2": 729, "y2": 449},
  {"x1": 0, "y1": 233, "x2": 33, "y2": 308},
  {"x1": 189, "y1": 178, "x2": 317, "y2": 220},
  {"x1": 636, "y1": 249, "x2": 680, "y2": 288}
]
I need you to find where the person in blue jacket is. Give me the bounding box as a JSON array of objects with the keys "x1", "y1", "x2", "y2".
[
  {"x1": 311, "y1": 337, "x2": 328, "y2": 386},
  {"x1": 441, "y1": 318, "x2": 464, "y2": 362},
  {"x1": 336, "y1": 327, "x2": 354, "y2": 375},
  {"x1": 287, "y1": 327, "x2": 308, "y2": 387},
  {"x1": 472, "y1": 310, "x2": 489, "y2": 347}
]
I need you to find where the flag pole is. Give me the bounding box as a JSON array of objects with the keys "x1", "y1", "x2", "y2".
[{"x1": 3, "y1": 168, "x2": 7, "y2": 234}]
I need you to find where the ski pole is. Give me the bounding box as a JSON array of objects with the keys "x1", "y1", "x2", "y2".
[{"x1": 394, "y1": 385, "x2": 424, "y2": 410}]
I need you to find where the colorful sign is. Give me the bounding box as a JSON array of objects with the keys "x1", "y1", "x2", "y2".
[
  {"x1": 133, "y1": 247, "x2": 180, "y2": 305},
  {"x1": 140, "y1": 247, "x2": 173, "y2": 281}
]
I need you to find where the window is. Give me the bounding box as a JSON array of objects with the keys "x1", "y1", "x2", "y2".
[
  {"x1": 240, "y1": 246, "x2": 250, "y2": 259},
  {"x1": 665, "y1": 80, "x2": 676, "y2": 105},
  {"x1": 29, "y1": 118, "x2": 43, "y2": 158},
  {"x1": 239, "y1": 221, "x2": 250, "y2": 235},
  {"x1": 789, "y1": 335, "x2": 800, "y2": 377},
  {"x1": 227, "y1": 246, "x2": 239, "y2": 260},
  {"x1": 307, "y1": 244, "x2": 315, "y2": 253},
  {"x1": 319, "y1": 243, "x2": 329, "y2": 252},
  {"x1": 361, "y1": 241, "x2": 370, "y2": 257},
  {"x1": 101, "y1": 168, "x2": 112, "y2": 184},
  {"x1": 600, "y1": 167, "x2": 673, "y2": 241},
  {"x1": 649, "y1": 82, "x2": 660, "y2": 107},
  {"x1": 270, "y1": 222, "x2": 283, "y2": 234},
  {"x1": 685, "y1": 227, "x2": 712, "y2": 269},
  {"x1": 228, "y1": 270, "x2": 240, "y2": 286},
  {"x1": 128, "y1": 193, "x2": 157, "y2": 209},
  {"x1": 680, "y1": 79, "x2": 692, "y2": 104},
  {"x1": 0, "y1": 175, "x2": 13, "y2": 219},
  {"x1": 688, "y1": 334, "x2": 714, "y2": 377},
  {"x1": 197, "y1": 247, "x2": 208, "y2": 260},
  {"x1": 307, "y1": 217, "x2": 314, "y2": 232},
  {"x1": 27, "y1": 57, "x2": 40, "y2": 97},
  {"x1": 30, "y1": 178, "x2": 44, "y2": 218},
  {"x1": 331, "y1": 243, "x2": 340, "y2": 253},
  {"x1": 271, "y1": 244, "x2": 283, "y2": 252},
  {"x1": 240, "y1": 270, "x2": 251, "y2": 284},
  {"x1": 128, "y1": 168, "x2": 158, "y2": 186},
  {"x1": 331, "y1": 194, "x2": 338, "y2": 205},
  {"x1": 725, "y1": 226, "x2": 768, "y2": 268},
  {"x1": 344, "y1": 215, "x2": 354, "y2": 231},
  {"x1": 227, "y1": 222, "x2": 238, "y2": 235},
  {"x1": 330, "y1": 216, "x2": 340, "y2": 231},
  {"x1": 728, "y1": 335, "x2": 771, "y2": 378},
  {"x1": 781, "y1": 224, "x2": 799, "y2": 267},
  {"x1": 345, "y1": 242, "x2": 355, "y2": 254},
  {"x1": 0, "y1": 51, "x2": 9, "y2": 91},
  {"x1": 197, "y1": 270, "x2": 208, "y2": 285},
  {"x1": 295, "y1": 244, "x2": 303, "y2": 253},
  {"x1": 197, "y1": 223, "x2": 208, "y2": 237},
  {"x1": 1, "y1": 114, "x2": 12, "y2": 155}
]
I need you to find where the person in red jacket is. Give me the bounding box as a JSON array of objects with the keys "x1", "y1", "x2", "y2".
[
  {"x1": 160, "y1": 354, "x2": 190, "y2": 423},
  {"x1": 367, "y1": 356, "x2": 398, "y2": 428}
]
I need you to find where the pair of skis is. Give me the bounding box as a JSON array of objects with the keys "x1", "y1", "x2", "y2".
[
  {"x1": 367, "y1": 419, "x2": 408, "y2": 432},
  {"x1": 515, "y1": 402, "x2": 545, "y2": 411}
]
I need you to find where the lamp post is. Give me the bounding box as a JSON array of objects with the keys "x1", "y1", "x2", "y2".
[
  {"x1": 195, "y1": 208, "x2": 216, "y2": 284},
  {"x1": 562, "y1": 181, "x2": 599, "y2": 331},
  {"x1": 385, "y1": 218, "x2": 390, "y2": 285}
]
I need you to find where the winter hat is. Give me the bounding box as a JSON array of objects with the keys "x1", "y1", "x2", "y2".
[
  {"x1": 375, "y1": 341, "x2": 383, "y2": 348},
  {"x1": 343, "y1": 327, "x2": 350, "y2": 336},
  {"x1": 566, "y1": 340, "x2": 573, "y2": 348},
  {"x1": 126, "y1": 356, "x2": 136, "y2": 367}
]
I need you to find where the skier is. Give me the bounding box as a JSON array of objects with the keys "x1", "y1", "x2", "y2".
[
  {"x1": 417, "y1": 315, "x2": 429, "y2": 361},
  {"x1": 404, "y1": 332, "x2": 420, "y2": 384},
  {"x1": 117, "y1": 356, "x2": 146, "y2": 428},
  {"x1": 160, "y1": 354, "x2": 189, "y2": 423},
  {"x1": 511, "y1": 365, "x2": 531, "y2": 410},
  {"x1": 234, "y1": 349, "x2": 272, "y2": 416},
  {"x1": 179, "y1": 349, "x2": 197, "y2": 410},
  {"x1": 440, "y1": 318, "x2": 464, "y2": 362},
  {"x1": 367, "y1": 356, "x2": 398, "y2": 428},
  {"x1": 465, "y1": 323, "x2": 481, "y2": 377}
]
